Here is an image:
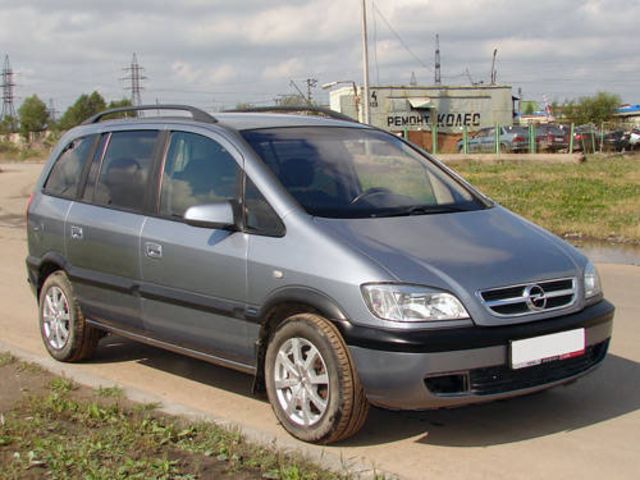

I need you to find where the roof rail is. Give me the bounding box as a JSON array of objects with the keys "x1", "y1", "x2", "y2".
[
  {"x1": 82, "y1": 104, "x2": 217, "y2": 125},
  {"x1": 223, "y1": 105, "x2": 359, "y2": 123}
]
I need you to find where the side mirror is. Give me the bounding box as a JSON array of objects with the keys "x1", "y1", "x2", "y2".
[{"x1": 183, "y1": 201, "x2": 237, "y2": 230}]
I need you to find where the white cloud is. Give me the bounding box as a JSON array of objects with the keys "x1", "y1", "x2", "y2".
[
  {"x1": 0, "y1": 0, "x2": 637, "y2": 111},
  {"x1": 262, "y1": 58, "x2": 306, "y2": 80}
]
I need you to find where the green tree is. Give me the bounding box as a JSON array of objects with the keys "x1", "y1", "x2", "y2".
[
  {"x1": 103, "y1": 98, "x2": 137, "y2": 120},
  {"x1": 58, "y1": 91, "x2": 107, "y2": 130},
  {"x1": 18, "y1": 94, "x2": 50, "y2": 140},
  {"x1": 522, "y1": 101, "x2": 537, "y2": 115},
  {"x1": 234, "y1": 102, "x2": 255, "y2": 110},
  {"x1": 562, "y1": 91, "x2": 621, "y2": 125},
  {"x1": 0, "y1": 116, "x2": 18, "y2": 134},
  {"x1": 107, "y1": 98, "x2": 133, "y2": 109}
]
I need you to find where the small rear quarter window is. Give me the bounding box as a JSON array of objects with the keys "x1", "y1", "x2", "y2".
[{"x1": 43, "y1": 136, "x2": 96, "y2": 199}]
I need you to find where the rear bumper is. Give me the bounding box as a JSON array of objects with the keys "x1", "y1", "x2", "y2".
[{"x1": 347, "y1": 300, "x2": 614, "y2": 410}]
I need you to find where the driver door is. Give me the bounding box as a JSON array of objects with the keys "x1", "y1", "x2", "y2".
[{"x1": 139, "y1": 130, "x2": 255, "y2": 367}]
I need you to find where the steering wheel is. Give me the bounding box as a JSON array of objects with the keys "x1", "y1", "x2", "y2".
[{"x1": 350, "y1": 187, "x2": 394, "y2": 204}]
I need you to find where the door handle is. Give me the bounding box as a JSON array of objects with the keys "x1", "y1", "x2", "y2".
[
  {"x1": 145, "y1": 242, "x2": 163, "y2": 259},
  {"x1": 70, "y1": 225, "x2": 83, "y2": 240}
]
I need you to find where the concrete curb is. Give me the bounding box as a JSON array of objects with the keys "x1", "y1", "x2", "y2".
[{"x1": 0, "y1": 338, "x2": 398, "y2": 479}]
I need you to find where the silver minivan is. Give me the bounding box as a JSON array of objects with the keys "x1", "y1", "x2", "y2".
[{"x1": 26, "y1": 105, "x2": 614, "y2": 444}]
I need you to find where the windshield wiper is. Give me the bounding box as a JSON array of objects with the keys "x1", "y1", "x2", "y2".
[
  {"x1": 369, "y1": 204, "x2": 473, "y2": 218},
  {"x1": 403, "y1": 204, "x2": 473, "y2": 215}
]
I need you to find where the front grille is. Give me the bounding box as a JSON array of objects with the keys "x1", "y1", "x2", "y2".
[
  {"x1": 479, "y1": 277, "x2": 576, "y2": 317},
  {"x1": 469, "y1": 340, "x2": 608, "y2": 396}
]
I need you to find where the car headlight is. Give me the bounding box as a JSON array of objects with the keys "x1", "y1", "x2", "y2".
[
  {"x1": 361, "y1": 284, "x2": 470, "y2": 322},
  {"x1": 584, "y1": 261, "x2": 602, "y2": 299}
]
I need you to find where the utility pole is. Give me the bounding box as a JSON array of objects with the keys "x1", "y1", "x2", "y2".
[
  {"x1": 434, "y1": 34, "x2": 441, "y2": 85},
  {"x1": 304, "y1": 78, "x2": 318, "y2": 103},
  {"x1": 361, "y1": 0, "x2": 371, "y2": 124},
  {"x1": 289, "y1": 79, "x2": 313, "y2": 107},
  {"x1": 517, "y1": 87, "x2": 522, "y2": 115},
  {"x1": 409, "y1": 71, "x2": 417, "y2": 86},
  {"x1": 122, "y1": 53, "x2": 147, "y2": 106},
  {"x1": 48, "y1": 98, "x2": 58, "y2": 123},
  {"x1": 490, "y1": 48, "x2": 498, "y2": 85},
  {"x1": 1, "y1": 55, "x2": 17, "y2": 122}
]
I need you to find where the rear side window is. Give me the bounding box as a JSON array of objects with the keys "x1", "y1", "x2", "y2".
[
  {"x1": 93, "y1": 130, "x2": 159, "y2": 211},
  {"x1": 159, "y1": 132, "x2": 240, "y2": 218},
  {"x1": 43, "y1": 136, "x2": 96, "y2": 199}
]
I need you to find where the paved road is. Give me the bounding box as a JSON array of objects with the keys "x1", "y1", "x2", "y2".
[{"x1": 1, "y1": 162, "x2": 639, "y2": 479}]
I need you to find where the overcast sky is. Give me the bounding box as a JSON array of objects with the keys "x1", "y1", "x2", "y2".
[{"x1": 2, "y1": 0, "x2": 638, "y2": 114}]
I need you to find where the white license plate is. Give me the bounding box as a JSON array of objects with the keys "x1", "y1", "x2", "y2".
[{"x1": 510, "y1": 329, "x2": 585, "y2": 370}]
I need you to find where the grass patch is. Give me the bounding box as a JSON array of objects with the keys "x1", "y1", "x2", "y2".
[
  {"x1": 49, "y1": 377, "x2": 77, "y2": 395},
  {"x1": 0, "y1": 352, "x2": 16, "y2": 367},
  {"x1": 15, "y1": 361, "x2": 45, "y2": 374},
  {"x1": 0, "y1": 357, "x2": 363, "y2": 480},
  {"x1": 0, "y1": 140, "x2": 49, "y2": 162},
  {"x1": 96, "y1": 385, "x2": 124, "y2": 398},
  {"x1": 449, "y1": 155, "x2": 640, "y2": 243}
]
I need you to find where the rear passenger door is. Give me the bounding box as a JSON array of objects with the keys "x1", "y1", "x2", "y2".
[
  {"x1": 28, "y1": 134, "x2": 98, "y2": 263},
  {"x1": 66, "y1": 129, "x2": 161, "y2": 333},
  {"x1": 139, "y1": 130, "x2": 254, "y2": 367}
]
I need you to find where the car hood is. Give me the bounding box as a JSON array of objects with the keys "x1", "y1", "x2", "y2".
[{"x1": 314, "y1": 206, "x2": 586, "y2": 325}]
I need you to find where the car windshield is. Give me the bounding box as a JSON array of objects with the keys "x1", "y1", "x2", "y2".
[{"x1": 242, "y1": 127, "x2": 486, "y2": 219}]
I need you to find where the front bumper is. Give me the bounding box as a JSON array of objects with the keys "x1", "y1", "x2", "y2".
[{"x1": 345, "y1": 300, "x2": 614, "y2": 410}]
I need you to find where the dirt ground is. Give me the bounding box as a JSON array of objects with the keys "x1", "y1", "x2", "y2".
[
  {"x1": 0, "y1": 360, "x2": 49, "y2": 412},
  {"x1": 0, "y1": 357, "x2": 333, "y2": 480}
]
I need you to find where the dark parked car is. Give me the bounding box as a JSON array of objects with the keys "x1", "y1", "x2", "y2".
[
  {"x1": 572, "y1": 125, "x2": 600, "y2": 152},
  {"x1": 602, "y1": 130, "x2": 630, "y2": 152},
  {"x1": 534, "y1": 124, "x2": 568, "y2": 152}
]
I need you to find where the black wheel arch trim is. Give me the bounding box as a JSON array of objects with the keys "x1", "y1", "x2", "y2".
[
  {"x1": 26, "y1": 252, "x2": 70, "y2": 294},
  {"x1": 250, "y1": 286, "x2": 350, "y2": 393},
  {"x1": 253, "y1": 286, "x2": 349, "y2": 324}
]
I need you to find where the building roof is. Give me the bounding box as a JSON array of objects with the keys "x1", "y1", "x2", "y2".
[{"x1": 615, "y1": 104, "x2": 640, "y2": 116}]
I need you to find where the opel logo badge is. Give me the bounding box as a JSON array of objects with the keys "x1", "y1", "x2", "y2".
[{"x1": 525, "y1": 284, "x2": 547, "y2": 311}]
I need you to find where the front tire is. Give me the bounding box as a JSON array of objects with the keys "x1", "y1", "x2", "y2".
[
  {"x1": 265, "y1": 313, "x2": 369, "y2": 444},
  {"x1": 39, "y1": 271, "x2": 101, "y2": 362}
]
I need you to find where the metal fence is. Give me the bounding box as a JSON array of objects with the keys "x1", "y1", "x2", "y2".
[{"x1": 404, "y1": 121, "x2": 637, "y2": 155}]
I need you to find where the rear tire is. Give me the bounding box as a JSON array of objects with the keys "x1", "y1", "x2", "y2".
[
  {"x1": 39, "y1": 271, "x2": 101, "y2": 362},
  {"x1": 265, "y1": 313, "x2": 369, "y2": 444}
]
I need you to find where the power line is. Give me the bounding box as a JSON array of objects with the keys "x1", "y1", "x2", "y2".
[
  {"x1": 121, "y1": 53, "x2": 147, "y2": 106},
  {"x1": 1, "y1": 55, "x2": 17, "y2": 121},
  {"x1": 372, "y1": 3, "x2": 430, "y2": 71},
  {"x1": 288, "y1": 79, "x2": 313, "y2": 106}
]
